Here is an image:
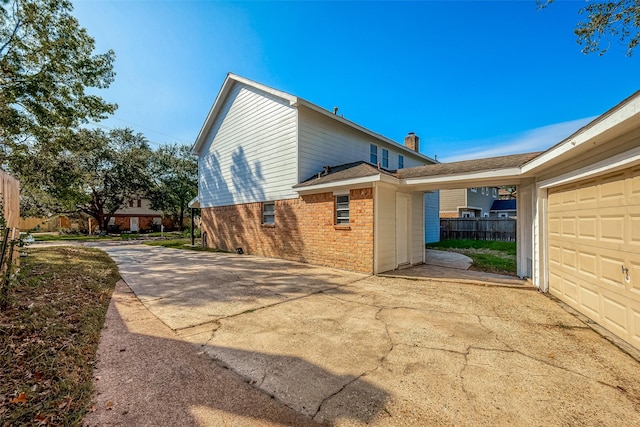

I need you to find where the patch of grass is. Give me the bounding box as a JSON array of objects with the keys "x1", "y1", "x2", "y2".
[
  {"x1": 0, "y1": 247, "x2": 119, "y2": 425},
  {"x1": 32, "y1": 233, "x2": 111, "y2": 242},
  {"x1": 426, "y1": 239, "x2": 517, "y2": 275},
  {"x1": 426, "y1": 239, "x2": 516, "y2": 255},
  {"x1": 144, "y1": 238, "x2": 225, "y2": 253}
]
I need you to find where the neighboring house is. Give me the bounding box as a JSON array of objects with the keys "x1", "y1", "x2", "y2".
[
  {"x1": 489, "y1": 199, "x2": 517, "y2": 218},
  {"x1": 21, "y1": 196, "x2": 174, "y2": 233},
  {"x1": 107, "y1": 195, "x2": 172, "y2": 232},
  {"x1": 439, "y1": 186, "x2": 499, "y2": 218},
  {"x1": 193, "y1": 76, "x2": 640, "y2": 353},
  {"x1": 191, "y1": 73, "x2": 440, "y2": 274}
]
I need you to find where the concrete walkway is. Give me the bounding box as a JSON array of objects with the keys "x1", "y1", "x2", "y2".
[
  {"x1": 87, "y1": 244, "x2": 640, "y2": 426},
  {"x1": 382, "y1": 249, "x2": 529, "y2": 288}
]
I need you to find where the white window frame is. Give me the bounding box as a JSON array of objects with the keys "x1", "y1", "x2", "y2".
[
  {"x1": 492, "y1": 188, "x2": 497, "y2": 198},
  {"x1": 382, "y1": 149, "x2": 389, "y2": 168},
  {"x1": 262, "y1": 201, "x2": 275, "y2": 225},
  {"x1": 470, "y1": 187, "x2": 478, "y2": 193},
  {"x1": 370, "y1": 144, "x2": 378, "y2": 165},
  {"x1": 398, "y1": 154, "x2": 404, "y2": 169},
  {"x1": 335, "y1": 195, "x2": 350, "y2": 225},
  {"x1": 481, "y1": 187, "x2": 485, "y2": 195}
]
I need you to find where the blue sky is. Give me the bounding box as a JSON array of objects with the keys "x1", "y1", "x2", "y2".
[{"x1": 73, "y1": 0, "x2": 638, "y2": 162}]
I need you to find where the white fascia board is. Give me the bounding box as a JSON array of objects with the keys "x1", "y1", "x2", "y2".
[
  {"x1": 294, "y1": 99, "x2": 437, "y2": 164},
  {"x1": 293, "y1": 173, "x2": 398, "y2": 195},
  {"x1": 192, "y1": 73, "x2": 298, "y2": 155},
  {"x1": 522, "y1": 94, "x2": 640, "y2": 174},
  {"x1": 538, "y1": 146, "x2": 640, "y2": 189},
  {"x1": 188, "y1": 196, "x2": 200, "y2": 208},
  {"x1": 401, "y1": 167, "x2": 523, "y2": 187}
]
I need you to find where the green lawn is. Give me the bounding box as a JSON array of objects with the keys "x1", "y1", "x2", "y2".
[{"x1": 426, "y1": 239, "x2": 517, "y2": 275}]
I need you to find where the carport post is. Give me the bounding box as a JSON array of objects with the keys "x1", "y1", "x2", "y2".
[{"x1": 191, "y1": 208, "x2": 195, "y2": 246}]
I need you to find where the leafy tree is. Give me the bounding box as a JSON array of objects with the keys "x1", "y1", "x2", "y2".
[
  {"x1": 540, "y1": 0, "x2": 640, "y2": 56},
  {"x1": 0, "y1": 0, "x2": 116, "y2": 164},
  {"x1": 148, "y1": 144, "x2": 197, "y2": 231},
  {"x1": 19, "y1": 128, "x2": 152, "y2": 230}
]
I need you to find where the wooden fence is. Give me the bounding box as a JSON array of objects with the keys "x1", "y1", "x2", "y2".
[{"x1": 440, "y1": 218, "x2": 516, "y2": 241}]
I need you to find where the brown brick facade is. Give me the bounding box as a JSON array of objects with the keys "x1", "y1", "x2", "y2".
[{"x1": 201, "y1": 188, "x2": 375, "y2": 273}]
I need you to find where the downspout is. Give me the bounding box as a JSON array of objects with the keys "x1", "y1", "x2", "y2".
[{"x1": 373, "y1": 182, "x2": 378, "y2": 274}]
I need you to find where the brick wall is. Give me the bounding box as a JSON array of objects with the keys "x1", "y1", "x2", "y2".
[{"x1": 201, "y1": 187, "x2": 374, "y2": 273}]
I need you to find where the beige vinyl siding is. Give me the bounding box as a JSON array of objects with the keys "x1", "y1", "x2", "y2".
[
  {"x1": 199, "y1": 83, "x2": 298, "y2": 207},
  {"x1": 411, "y1": 192, "x2": 425, "y2": 264},
  {"x1": 375, "y1": 185, "x2": 397, "y2": 273},
  {"x1": 297, "y1": 107, "x2": 428, "y2": 181},
  {"x1": 439, "y1": 189, "x2": 467, "y2": 214},
  {"x1": 548, "y1": 166, "x2": 640, "y2": 350}
]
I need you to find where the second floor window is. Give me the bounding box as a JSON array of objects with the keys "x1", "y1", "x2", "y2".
[
  {"x1": 370, "y1": 144, "x2": 378, "y2": 164},
  {"x1": 262, "y1": 202, "x2": 275, "y2": 224},
  {"x1": 398, "y1": 155, "x2": 404, "y2": 169},
  {"x1": 382, "y1": 149, "x2": 389, "y2": 168}
]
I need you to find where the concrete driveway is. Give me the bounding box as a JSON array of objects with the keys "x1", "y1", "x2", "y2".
[{"x1": 92, "y1": 244, "x2": 640, "y2": 426}]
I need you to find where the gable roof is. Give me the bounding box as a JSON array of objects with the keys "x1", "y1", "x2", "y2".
[
  {"x1": 293, "y1": 161, "x2": 396, "y2": 189},
  {"x1": 191, "y1": 73, "x2": 436, "y2": 163}
]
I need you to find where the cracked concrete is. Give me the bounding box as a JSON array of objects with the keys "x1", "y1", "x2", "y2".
[{"x1": 90, "y1": 244, "x2": 640, "y2": 426}]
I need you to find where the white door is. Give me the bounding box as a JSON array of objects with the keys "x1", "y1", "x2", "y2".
[
  {"x1": 130, "y1": 217, "x2": 139, "y2": 232},
  {"x1": 548, "y1": 166, "x2": 640, "y2": 350},
  {"x1": 396, "y1": 194, "x2": 410, "y2": 266}
]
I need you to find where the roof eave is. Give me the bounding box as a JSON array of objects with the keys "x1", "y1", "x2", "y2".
[
  {"x1": 293, "y1": 173, "x2": 398, "y2": 195},
  {"x1": 401, "y1": 167, "x2": 524, "y2": 190},
  {"x1": 522, "y1": 90, "x2": 640, "y2": 174},
  {"x1": 191, "y1": 73, "x2": 298, "y2": 155}
]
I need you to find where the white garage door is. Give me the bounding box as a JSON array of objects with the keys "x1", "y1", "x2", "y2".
[{"x1": 548, "y1": 166, "x2": 640, "y2": 350}]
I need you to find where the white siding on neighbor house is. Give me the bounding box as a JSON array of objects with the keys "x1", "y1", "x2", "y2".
[
  {"x1": 424, "y1": 191, "x2": 440, "y2": 243},
  {"x1": 375, "y1": 184, "x2": 397, "y2": 273},
  {"x1": 198, "y1": 82, "x2": 298, "y2": 207},
  {"x1": 297, "y1": 107, "x2": 428, "y2": 181},
  {"x1": 411, "y1": 192, "x2": 425, "y2": 265}
]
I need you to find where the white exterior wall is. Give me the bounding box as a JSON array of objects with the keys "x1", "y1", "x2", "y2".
[
  {"x1": 411, "y1": 192, "x2": 425, "y2": 265},
  {"x1": 424, "y1": 191, "x2": 440, "y2": 243},
  {"x1": 297, "y1": 107, "x2": 428, "y2": 181},
  {"x1": 198, "y1": 83, "x2": 298, "y2": 207},
  {"x1": 375, "y1": 184, "x2": 397, "y2": 273}
]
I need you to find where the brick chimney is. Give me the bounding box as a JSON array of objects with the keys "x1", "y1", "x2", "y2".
[{"x1": 404, "y1": 132, "x2": 419, "y2": 152}]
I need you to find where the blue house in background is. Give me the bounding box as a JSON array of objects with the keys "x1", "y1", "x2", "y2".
[{"x1": 490, "y1": 199, "x2": 517, "y2": 218}]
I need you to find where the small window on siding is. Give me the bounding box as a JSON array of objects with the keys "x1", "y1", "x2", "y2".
[
  {"x1": 335, "y1": 195, "x2": 350, "y2": 225},
  {"x1": 370, "y1": 144, "x2": 378, "y2": 164},
  {"x1": 398, "y1": 155, "x2": 404, "y2": 169},
  {"x1": 471, "y1": 188, "x2": 478, "y2": 193},
  {"x1": 382, "y1": 149, "x2": 389, "y2": 168},
  {"x1": 481, "y1": 187, "x2": 485, "y2": 195},
  {"x1": 137, "y1": 199, "x2": 142, "y2": 208},
  {"x1": 129, "y1": 199, "x2": 134, "y2": 207},
  {"x1": 492, "y1": 188, "x2": 497, "y2": 198},
  {"x1": 262, "y1": 202, "x2": 275, "y2": 225}
]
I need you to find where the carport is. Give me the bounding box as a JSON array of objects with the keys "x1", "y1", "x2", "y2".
[{"x1": 396, "y1": 91, "x2": 640, "y2": 352}]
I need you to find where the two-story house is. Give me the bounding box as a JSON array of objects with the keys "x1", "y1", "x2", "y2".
[
  {"x1": 193, "y1": 81, "x2": 640, "y2": 353},
  {"x1": 191, "y1": 74, "x2": 440, "y2": 274}
]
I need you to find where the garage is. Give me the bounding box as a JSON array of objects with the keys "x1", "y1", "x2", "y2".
[{"x1": 547, "y1": 166, "x2": 640, "y2": 350}]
